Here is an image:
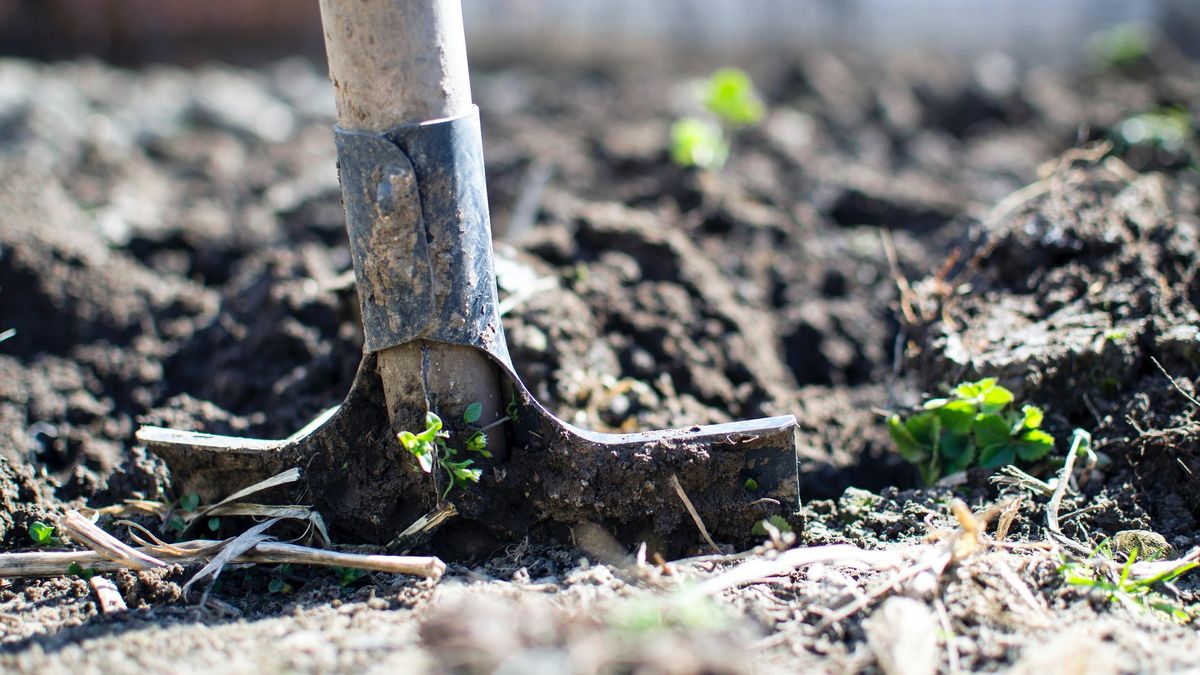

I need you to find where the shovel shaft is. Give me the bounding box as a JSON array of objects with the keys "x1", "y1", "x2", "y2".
[
  {"x1": 318, "y1": 0, "x2": 506, "y2": 456},
  {"x1": 318, "y1": 0, "x2": 472, "y2": 129}
]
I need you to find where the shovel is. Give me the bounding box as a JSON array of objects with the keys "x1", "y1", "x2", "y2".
[{"x1": 137, "y1": 0, "x2": 798, "y2": 554}]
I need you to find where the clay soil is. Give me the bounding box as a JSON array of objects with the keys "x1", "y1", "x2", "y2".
[{"x1": 1, "y1": 41, "x2": 1200, "y2": 673}]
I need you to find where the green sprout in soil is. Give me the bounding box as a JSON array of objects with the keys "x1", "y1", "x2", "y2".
[
  {"x1": 398, "y1": 408, "x2": 496, "y2": 499},
  {"x1": 67, "y1": 562, "x2": 96, "y2": 580},
  {"x1": 888, "y1": 377, "x2": 1055, "y2": 485},
  {"x1": 1059, "y1": 539, "x2": 1198, "y2": 623},
  {"x1": 670, "y1": 117, "x2": 728, "y2": 170},
  {"x1": 334, "y1": 566, "x2": 368, "y2": 588},
  {"x1": 703, "y1": 68, "x2": 765, "y2": 127},
  {"x1": 1114, "y1": 107, "x2": 1194, "y2": 154},
  {"x1": 1086, "y1": 22, "x2": 1156, "y2": 69},
  {"x1": 670, "y1": 67, "x2": 765, "y2": 170},
  {"x1": 28, "y1": 521, "x2": 60, "y2": 546}
]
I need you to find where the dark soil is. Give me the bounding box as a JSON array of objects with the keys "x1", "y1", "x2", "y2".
[{"x1": 2, "y1": 41, "x2": 1200, "y2": 672}]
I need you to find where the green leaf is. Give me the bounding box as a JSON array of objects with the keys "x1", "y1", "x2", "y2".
[
  {"x1": 416, "y1": 413, "x2": 443, "y2": 443},
  {"x1": 743, "y1": 478, "x2": 759, "y2": 491},
  {"x1": 921, "y1": 397, "x2": 949, "y2": 410},
  {"x1": 670, "y1": 117, "x2": 729, "y2": 169},
  {"x1": 28, "y1": 521, "x2": 54, "y2": 545},
  {"x1": 207, "y1": 517, "x2": 221, "y2": 532},
  {"x1": 979, "y1": 444, "x2": 1016, "y2": 468},
  {"x1": 942, "y1": 437, "x2": 977, "y2": 474},
  {"x1": 1013, "y1": 429, "x2": 1055, "y2": 461},
  {"x1": 268, "y1": 577, "x2": 285, "y2": 593},
  {"x1": 981, "y1": 385, "x2": 1015, "y2": 412},
  {"x1": 935, "y1": 399, "x2": 977, "y2": 434},
  {"x1": 413, "y1": 444, "x2": 434, "y2": 473},
  {"x1": 703, "y1": 68, "x2": 765, "y2": 126},
  {"x1": 397, "y1": 430, "x2": 418, "y2": 452},
  {"x1": 180, "y1": 493, "x2": 201, "y2": 512},
  {"x1": 954, "y1": 378, "x2": 994, "y2": 400},
  {"x1": 67, "y1": 562, "x2": 95, "y2": 580},
  {"x1": 904, "y1": 411, "x2": 937, "y2": 445},
  {"x1": 1019, "y1": 404, "x2": 1044, "y2": 430},
  {"x1": 463, "y1": 402, "x2": 483, "y2": 425},
  {"x1": 888, "y1": 415, "x2": 929, "y2": 463},
  {"x1": 974, "y1": 413, "x2": 1012, "y2": 448},
  {"x1": 1022, "y1": 429, "x2": 1055, "y2": 446},
  {"x1": 937, "y1": 430, "x2": 971, "y2": 462}
]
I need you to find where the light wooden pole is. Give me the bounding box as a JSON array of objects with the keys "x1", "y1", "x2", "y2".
[{"x1": 317, "y1": 0, "x2": 505, "y2": 451}]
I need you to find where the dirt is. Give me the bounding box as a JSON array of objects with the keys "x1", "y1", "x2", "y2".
[{"x1": 2, "y1": 40, "x2": 1200, "y2": 673}]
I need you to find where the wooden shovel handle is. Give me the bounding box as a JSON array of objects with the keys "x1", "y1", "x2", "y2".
[{"x1": 318, "y1": 0, "x2": 473, "y2": 131}]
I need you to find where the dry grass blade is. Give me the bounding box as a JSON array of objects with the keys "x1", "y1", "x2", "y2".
[
  {"x1": 182, "y1": 518, "x2": 281, "y2": 604},
  {"x1": 59, "y1": 510, "x2": 166, "y2": 571},
  {"x1": 192, "y1": 468, "x2": 303, "y2": 521},
  {"x1": 994, "y1": 496, "x2": 1023, "y2": 542},
  {"x1": 387, "y1": 501, "x2": 458, "y2": 552},
  {"x1": 1150, "y1": 356, "x2": 1200, "y2": 410},
  {"x1": 669, "y1": 473, "x2": 720, "y2": 554},
  {"x1": 204, "y1": 503, "x2": 331, "y2": 546},
  {"x1": 693, "y1": 544, "x2": 913, "y2": 597}
]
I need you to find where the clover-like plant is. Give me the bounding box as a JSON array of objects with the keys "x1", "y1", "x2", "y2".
[
  {"x1": 888, "y1": 378, "x2": 1055, "y2": 485},
  {"x1": 398, "y1": 408, "x2": 494, "y2": 499}
]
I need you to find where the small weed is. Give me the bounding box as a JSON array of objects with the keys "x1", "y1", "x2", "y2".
[
  {"x1": 1114, "y1": 107, "x2": 1193, "y2": 154},
  {"x1": 703, "y1": 67, "x2": 765, "y2": 127},
  {"x1": 1059, "y1": 540, "x2": 1198, "y2": 622},
  {"x1": 1086, "y1": 22, "x2": 1155, "y2": 69},
  {"x1": 670, "y1": 67, "x2": 764, "y2": 170},
  {"x1": 398, "y1": 408, "x2": 493, "y2": 499},
  {"x1": 670, "y1": 117, "x2": 728, "y2": 170},
  {"x1": 268, "y1": 564, "x2": 294, "y2": 595},
  {"x1": 751, "y1": 515, "x2": 793, "y2": 537},
  {"x1": 334, "y1": 566, "x2": 368, "y2": 588},
  {"x1": 28, "y1": 521, "x2": 60, "y2": 546},
  {"x1": 67, "y1": 562, "x2": 96, "y2": 580},
  {"x1": 179, "y1": 493, "x2": 201, "y2": 513},
  {"x1": 888, "y1": 377, "x2": 1055, "y2": 485}
]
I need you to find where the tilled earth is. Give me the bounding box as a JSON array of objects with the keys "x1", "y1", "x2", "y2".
[{"x1": 1, "y1": 42, "x2": 1200, "y2": 673}]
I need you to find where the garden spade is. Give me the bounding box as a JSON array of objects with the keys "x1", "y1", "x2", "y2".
[{"x1": 136, "y1": 0, "x2": 798, "y2": 552}]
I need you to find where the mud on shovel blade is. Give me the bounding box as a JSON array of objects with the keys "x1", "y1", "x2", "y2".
[{"x1": 136, "y1": 0, "x2": 798, "y2": 550}]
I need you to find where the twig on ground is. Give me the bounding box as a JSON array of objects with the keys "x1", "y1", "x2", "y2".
[
  {"x1": 59, "y1": 510, "x2": 166, "y2": 571},
  {"x1": 0, "y1": 537, "x2": 446, "y2": 580},
  {"x1": 1150, "y1": 356, "x2": 1200, "y2": 410},
  {"x1": 669, "y1": 474, "x2": 720, "y2": 555},
  {"x1": 89, "y1": 576, "x2": 127, "y2": 615}
]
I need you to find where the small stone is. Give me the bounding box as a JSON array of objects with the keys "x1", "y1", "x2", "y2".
[{"x1": 1112, "y1": 530, "x2": 1174, "y2": 559}]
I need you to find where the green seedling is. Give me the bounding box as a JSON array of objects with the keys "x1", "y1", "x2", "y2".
[
  {"x1": 28, "y1": 521, "x2": 60, "y2": 546},
  {"x1": 888, "y1": 377, "x2": 1055, "y2": 485},
  {"x1": 670, "y1": 117, "x2": 728, "y2": 170},
  {"x1": 703, "y1": 67, "x2": 765, "y2": 127},
  {"x1": 1086, "y1": 22, "x2": 1155, "y2": 69},
  {"x1": 67, "y1": 562, "x2": 96, "y2": 580},
  {"x1": 398, "y1": 408, "x2": 493, "y2": 499},
  {"x1": 751, "y1": 515, "x2": 793, "y2": 537},
  {"x1": 1114, "y1": 107, "x2": 1193, "y2": 154},
  {"x1": 334, "y1": 566, "x2": 368, "y2": 588},
  {"x1": 1059, "y1": 540, "x2": 1198, "y2": 622},
  {"x1": 268, "y1": 564, "x2": 294, "y2": 595},
  {"x1": 670, "y1": 67, "x2": 765, "y2": 170},
  {"x1": 179, "y1": 492, "x2": 201, "y2": 513}
]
